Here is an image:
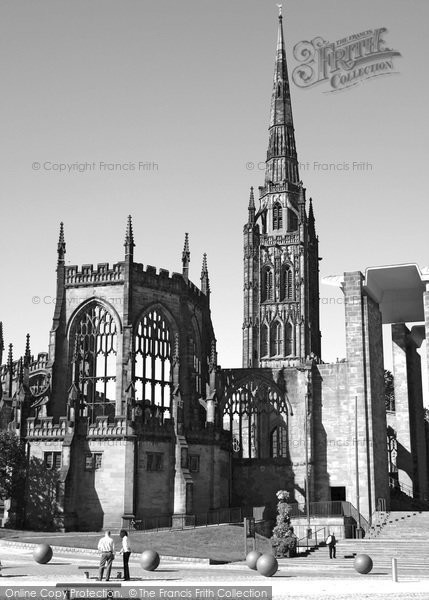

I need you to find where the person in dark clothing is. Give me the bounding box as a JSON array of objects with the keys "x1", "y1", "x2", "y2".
[
  {"x1": 326, "y1": 533, "x2": 337, "y2": 558},
  {"x1": 119, "y1": 529, "x2": 132, "y2": 580}
]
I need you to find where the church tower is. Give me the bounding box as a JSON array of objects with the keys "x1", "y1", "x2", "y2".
[{"x1": 243, "y1": 9, "x2": 321, "y2": 367}]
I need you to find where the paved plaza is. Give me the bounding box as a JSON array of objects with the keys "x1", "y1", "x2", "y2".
[{"x1": 0, "y1": 542, "x2": 428, "y2": 600}]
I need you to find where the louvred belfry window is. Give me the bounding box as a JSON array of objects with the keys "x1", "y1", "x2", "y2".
[
  {"x1": 261, "y1": 268, "x2": 274, "y2": 302},
  {"x1": 280, "y1": 265, "x2": 294, "y2": 301},
  {"x1": 273, "y1": 202, "x2": 283, "y2": 230},
  {"x1": 260, "y1": 325, "x2": 269, "y2": 357},
  {"x1": 270, "y1": 321, "x2": 283, "y2": 356},
  {"x1": 134, "y1": 309, "x2": 172, "y2": 421},
  {"x1": 73, "y1": 303, "x2": 117, "y2": 421}
]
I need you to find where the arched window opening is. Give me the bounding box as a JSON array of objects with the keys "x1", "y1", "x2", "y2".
[
  {"x1": 72, "y1": 303, "x2": 117, "y2": 422},
  {"x1": 273, "y1": 202, "x2": 283, "y2": 230},
  {"x1": 287, "y1": 208, "x2": 298, "y2": 232},
  {"x1": 261, "y1": 211, "x2": 267, "y2": 234},
  {"x1": 270, "y1": 321, "x2": 283, "y2": 356},
  {"x1": 134, "y1": 309, "x2": 172, "y2": 422},
  {"x1": 270, "y1": 426, "x2": 288, "y2": 458},
  {"x1": 285, "y1": 323, "x2": 293, "y2": 356},
  {"x1": 261, "y1": 268, "x2": 274, "y2": 302},
  {"x1": 260, "y1": 325, "x2": 269, "y2": 357},
  {"x1": 189, "y1": 338, "x2": 201, "y2": 396},
  {"x1": 280, "y1": 265, "x2": 294, "y2": 301},
  {"x1": 222, "y1": 379, "x2": 289, "y2": 460}
]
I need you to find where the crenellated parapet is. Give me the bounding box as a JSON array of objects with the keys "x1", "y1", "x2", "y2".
[
  {"x1": 132, "y1": 264, "x2": 206, "y2": 302},
  {"x1": 87, "y1": 416, "x2": 128, "y2": 438},
  {"x1": 29, "y1": 353, "x2": 49, "y2": 373},
  {"x1": 26, "y1": 416, "x2": 68, "y2": 439},
  {"x1": 65, "y1": 263, "x2": 125, "y2": 286},
  {"x1": 259, "y1": 181, "x2": 299, "y2": 198}
]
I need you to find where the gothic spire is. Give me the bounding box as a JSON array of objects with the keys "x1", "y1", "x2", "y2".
[
  {"x1": 7, "y1": 343, "x2": 13, "y2": 397},
  {"x1": 201, "y1": 253, "x2": 210, "y2": 297},
  {"x1": 309, "y1": 197, "x2": 315, "y2": 222},
  {"x1": 308, "y1": 197, "x2": 316, "y2": 237},
  {"x1": 0, "y1": 322, "x2": 3, "y2": 357},
  {"x1": 248, "y1": 186, "x2": 255, "y2": 225},
  {"x1": 182, "y1": 233, "x2": 190, "y2": 281},
  {"x1": 124, "y1": 215, "x2": 135, "y2": 257},
  {"x1": 57, "y1": 222, "x2": 66, "y2": 264},
  {"x1": 265, "y1": 8, "x2": 299, "y2": 186},
  {"x1": 24, "y1": 333, "x2": 31, "y2": 367},
  {"x1": 7, "y1": 343, "x2": 13, "y2": 371},
  {"x1": 18, "y1": 357, "x2": 24, "y2": 385}
]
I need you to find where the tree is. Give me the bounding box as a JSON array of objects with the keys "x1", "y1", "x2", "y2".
[
  {"x1": 0, "y1": 431, "x2": 27, "y2": 500},
  {"x1": 270, "y1": 490, "x2": 297, "y2": 558},
  {"x1": 384, "y1": 370, "x2": 395, "y2": 412}
]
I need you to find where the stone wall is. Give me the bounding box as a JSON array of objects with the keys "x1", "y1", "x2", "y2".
[
  {"x1": 135, "y1": 440, "x2": 175, "y2": 518},
  {"x1": 314, "y1": 362, "x2": 350, "y2": 502},
  {"x1": 73, "y1": 437, "x2": 127, "y2": 530},
  {"x1": 232, "y1": 458, "x2": 295, "y2": 515},
  {"x1": 343, "y1": 272, "x2": 389, "y2": 519},
  {"x1": 26, "y1": 440, "x2": 64, "y2": 530}
]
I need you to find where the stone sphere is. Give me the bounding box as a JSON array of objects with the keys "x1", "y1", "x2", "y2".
[
  {"x1": 354, "y1": 553, "x2": 373, "y2": 574},
  {"x1": 256, "y1": 553, "x2": 278, "y2": 577},
  {"x1": 33, "y1": 543, "x2": 53, "y2": 564},
  {"x1": 140, "y1": 550, "x2": 160, "y2": 571},
  {"x1": 246, "y1": 550, "x2": 262, "y2": 570}
]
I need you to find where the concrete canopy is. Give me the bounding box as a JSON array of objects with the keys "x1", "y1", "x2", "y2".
[{"x1": 364, "y1": 264, "x2": 428, "y2": 324}]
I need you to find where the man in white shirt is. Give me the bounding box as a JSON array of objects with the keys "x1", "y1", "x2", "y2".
[{"x1": 97, "y1": 530, "x2": 115, "y2": 581}]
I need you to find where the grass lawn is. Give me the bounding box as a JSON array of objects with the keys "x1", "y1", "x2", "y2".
[{"x1": 0, "y1": 525, "x2": 272, "y2": 562}]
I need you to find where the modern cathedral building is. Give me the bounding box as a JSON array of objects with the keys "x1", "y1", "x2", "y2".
[{"x1": 1, "y1": 13, "x2": 428, "y2": 533}]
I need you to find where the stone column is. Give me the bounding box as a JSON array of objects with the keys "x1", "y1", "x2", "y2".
[
  {"x1": 171, "y1": 374, "x2": 193, "y2": 525},
  {"x1": 343, "y1": 272, "x2": 388, "y2": 522},
  {"x1": 424, "y1": 285, "x2": 429, "y2": 392},
  {"x1": 121, "y1": 437, "x2": 136, "y2": 527},
  {"x1": 392, "y1": 324, "x2": 428, "y2": 500},
  {"x1": 391, "y1": 324, "x2": 414, "y2": 493}
]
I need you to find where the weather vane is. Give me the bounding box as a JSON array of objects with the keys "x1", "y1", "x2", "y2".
[{"x1": 276, "y1": 3, "x2": 282, "y2": 17}]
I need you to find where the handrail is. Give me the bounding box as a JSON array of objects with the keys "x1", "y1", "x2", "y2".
[
  {"x1": 289, "y1": 500, "x2": 369, "y2": 532},
  {"x1": 341, "y1": 501, "x2": 369, "y2": 532},
  {"x1": 296, "y1": 526, "x2": 328, "y2": 553},
  {"x1": 389, "y1": 477, "x2": 429, "y2": 505}
]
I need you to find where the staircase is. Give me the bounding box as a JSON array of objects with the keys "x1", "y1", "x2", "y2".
[{"x1": 289, "y1": 511, "x2": 429, "y2": 577}]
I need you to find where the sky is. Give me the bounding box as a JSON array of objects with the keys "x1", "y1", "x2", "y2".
[{"x1": 0, "y1": 0, "x2": 428, "y2": 397}]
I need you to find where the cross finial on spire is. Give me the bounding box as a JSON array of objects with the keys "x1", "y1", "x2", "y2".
[
  {"x1": 0, "y1": 322, "x2": 4, "y2": 355},
  {"x1": 277, "y1": 3, "x2": 282, "y2": 18},
  {"x1": 124, "y1": 215, "x2": 135, "y2": 257},
  {"x1": 182, "y1": 233, "x2": 190, "y2": 281}
]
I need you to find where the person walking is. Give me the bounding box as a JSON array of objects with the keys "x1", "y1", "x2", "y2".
[
  {"x1": 326, "y1": 532, "x2": 337, "y2": 559},
  {"x1": 118, "y1": 529, "x2": 132, "y2": 581},
  {"x1": 97, "y1": 530, "x2": 115, "y2": 581}
]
